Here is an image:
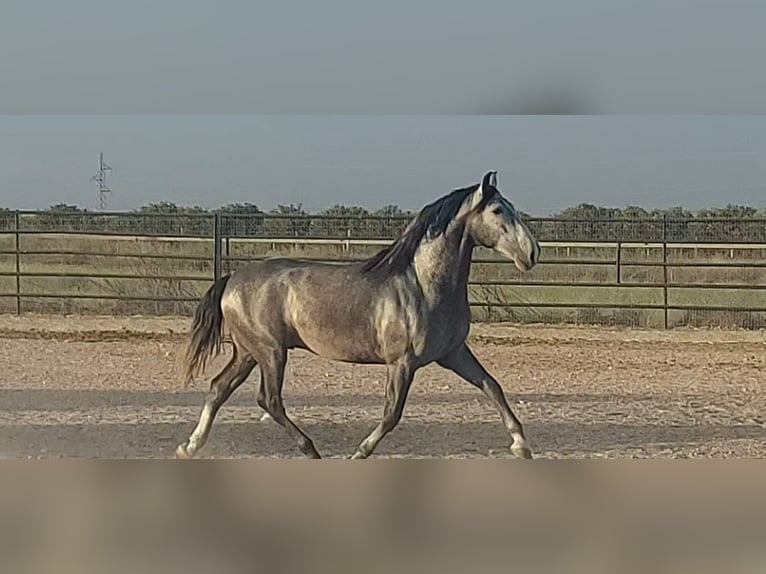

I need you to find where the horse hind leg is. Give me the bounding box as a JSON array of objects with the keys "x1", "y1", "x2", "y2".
[
  {"x1": 256, "y1": 348, "x2": 321, "y2": 459},
  {"x1": 176, "y1": 350, "x2": 257, "y2": 459}
]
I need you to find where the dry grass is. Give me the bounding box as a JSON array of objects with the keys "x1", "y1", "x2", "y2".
[{"x1": 1, "y1": 233, "x2": 765, "y2": 328}]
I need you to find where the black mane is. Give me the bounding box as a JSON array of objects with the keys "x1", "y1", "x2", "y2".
[{"x1": 361, "y1": 182, "x2": 497, "y2": 279}]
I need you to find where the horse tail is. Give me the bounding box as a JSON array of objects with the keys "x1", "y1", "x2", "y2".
[{"x1": 181, "y1": 274, "x2": 231, "y2": 387}]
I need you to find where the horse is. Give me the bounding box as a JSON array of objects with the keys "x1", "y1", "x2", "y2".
[{"x1": 176, "y1": 171, "x2": 541, "y2": 459}]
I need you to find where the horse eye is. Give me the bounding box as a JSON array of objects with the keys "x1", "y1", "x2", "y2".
[{"x1": 491, "y1": 207, "x2": 503, "y2": 215}]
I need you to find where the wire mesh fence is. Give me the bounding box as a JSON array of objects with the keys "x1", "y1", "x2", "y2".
[{"x1": 1, "y1": 210, "x2": 765, "y2": 328}]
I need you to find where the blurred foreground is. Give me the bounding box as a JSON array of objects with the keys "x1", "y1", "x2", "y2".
[{"x1": 0, "y1": 461, "x2": 764, "y2": 574}]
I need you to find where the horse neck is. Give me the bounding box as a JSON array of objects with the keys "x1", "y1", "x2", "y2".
[{"x1": 411, "y1": 224, "x2": 475, "y2": 304}]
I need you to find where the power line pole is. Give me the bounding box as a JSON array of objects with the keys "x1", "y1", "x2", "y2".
[{"x1": 91, "y1": 152, "x2": 113, "y2": 210}]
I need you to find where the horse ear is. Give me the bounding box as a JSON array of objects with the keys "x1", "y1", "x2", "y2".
[
  {"x1": 471, "y1": 171, "x2": 496, "y2": 209},
  {"x1": 489, "y1": 171, "x2": 498, "y2": 188}
]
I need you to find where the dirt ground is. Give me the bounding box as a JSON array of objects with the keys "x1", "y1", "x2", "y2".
[{"x1": 1, "y1": 314, "x2": 764, "y2": 459}]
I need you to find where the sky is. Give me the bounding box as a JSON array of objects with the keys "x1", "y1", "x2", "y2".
[
  {"x1": 0, "y1": 115, "x2": 765, "y2": 215},
  {"x1": 3, "y1": 1, "x2": 766, "y2": 115},
  {"x1": 2, "y1": 2, "x2": 766, "y2": 214}
]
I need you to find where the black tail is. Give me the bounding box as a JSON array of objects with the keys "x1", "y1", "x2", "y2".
[{"x1": 182, "y1": 274, "x2": 231, "y2": 386}]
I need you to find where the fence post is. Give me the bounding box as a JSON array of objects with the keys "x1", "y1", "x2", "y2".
[
  {"x1": 213, "y1": 212, "x2": 223, "y2": 281},
  {"x1": 14, "y1": 210, "x2": 20, "y2": 316},
  {"x1": 662, "y1": 215, "x2": 669, "y2": 329},
  {"x1": 615, "y1": 241, "x2": 622, "y2": 284}
]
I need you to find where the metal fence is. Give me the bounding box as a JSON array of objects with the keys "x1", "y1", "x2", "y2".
[{"x1": 1, "y1": 210, "x2": 766, "y2": 329}]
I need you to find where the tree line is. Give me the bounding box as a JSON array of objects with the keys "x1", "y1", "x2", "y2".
[{"x1": 1, "y1": 201, "x2": 765, "y2": 242}]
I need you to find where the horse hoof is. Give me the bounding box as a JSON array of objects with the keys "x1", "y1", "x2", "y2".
[
  {"x1": 511, "y1": 444, "x2": 533, "y2": 459},
  {"x1": 175, "y1": 443, "x2": 194, "y2": 459}
]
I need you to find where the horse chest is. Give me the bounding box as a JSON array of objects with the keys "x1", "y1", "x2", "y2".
[
  {"x1": 400, "y1": 305, "x2": 470, "y2": 363},
  {"x1": 425, "y1": 315, "x2": 470, "y2": 356}
]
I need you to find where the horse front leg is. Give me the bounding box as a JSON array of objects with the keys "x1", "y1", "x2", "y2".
[
  {"x1": 438, "y1": 343, "x2": 532, "y2": 459},
  {"x1": 350, "y1": 362, "x2": 415, "y2": 459}
]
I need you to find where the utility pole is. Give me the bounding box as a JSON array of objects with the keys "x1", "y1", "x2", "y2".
[{"x1": 91, "y1": 152, "x2": 113, "y2": 210}]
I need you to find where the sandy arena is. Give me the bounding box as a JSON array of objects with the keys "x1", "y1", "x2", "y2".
[{"x1": 0, "y1": 315, "x2": 764, "y2": 459}]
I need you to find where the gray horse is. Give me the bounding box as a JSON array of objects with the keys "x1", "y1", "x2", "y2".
[{"x1": 176, "y1": 171, "x2": 540, "y2": 459}]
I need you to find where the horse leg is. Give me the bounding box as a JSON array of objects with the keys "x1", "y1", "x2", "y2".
[
  {"x1": 350, "y1": 363, "x2": 414, "y2": 459},
  {"x1": 176, "y1": 351, "x2": 257, "y2": 459},
  {"x1": 438, "y1": 343, "x2": 532, "y2": 459},
  {"x1": 256, "y1": 348, "x2": 321, "y2": 459}
]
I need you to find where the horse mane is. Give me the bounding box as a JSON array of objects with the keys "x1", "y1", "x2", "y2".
[{"x1": 360, "y1": 182, "x2": 497, "y2": 279}]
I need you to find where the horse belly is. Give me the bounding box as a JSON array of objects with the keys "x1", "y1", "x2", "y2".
[
  {"x1": 288, "y1": 300, "x2": 382, "y2": 363},
  {"x1": 296, "y1": 327, "x2": 381, "y2": 363}
]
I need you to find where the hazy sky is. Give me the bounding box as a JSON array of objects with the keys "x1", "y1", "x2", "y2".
[
  {"x1": 0, "y1": 115, "x2": 765, "y2": 215},
  {"x1": 2, "y1": 1, "x2": 766, "y2": 114},
  {"x1": 2, "y1": 3, "x2": 766, "y2": 214}
]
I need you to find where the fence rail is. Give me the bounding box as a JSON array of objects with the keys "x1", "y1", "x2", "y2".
[{"x1": 1, "y1": 211, "x2": 765, "y2": 328}]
